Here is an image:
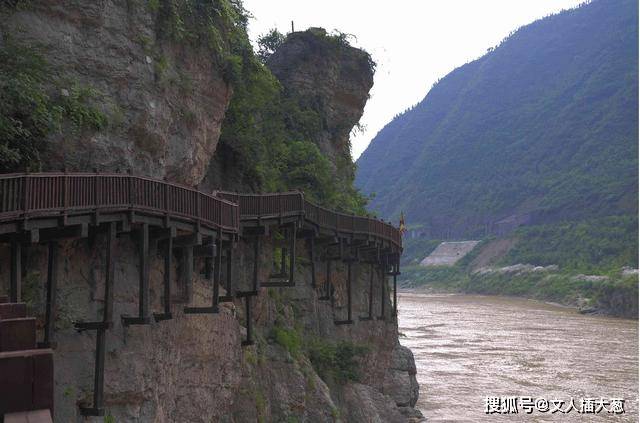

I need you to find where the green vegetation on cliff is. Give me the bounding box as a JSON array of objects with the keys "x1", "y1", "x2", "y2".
[
  {"x1": 214, "y1": 25, "x2": 372, "y2": 212},
  {"x1": 0, "y1": 37, "x2": 107, "y2": 172}
]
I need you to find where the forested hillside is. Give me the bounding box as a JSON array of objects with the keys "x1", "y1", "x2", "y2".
[{"x1": 356, "y1": 0, "x2": 638, "y2": 240}]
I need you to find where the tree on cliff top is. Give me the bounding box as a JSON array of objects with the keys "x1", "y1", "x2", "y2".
[{"x1": 257, "y1": 28, "x2": 285, "y2": 63}]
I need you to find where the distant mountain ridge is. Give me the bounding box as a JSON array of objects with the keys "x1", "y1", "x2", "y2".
[{"x1": 356, "y1": 0, "x2": 638, "y2": 239}]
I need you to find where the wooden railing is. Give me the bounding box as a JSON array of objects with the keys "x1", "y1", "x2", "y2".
[
  {"x1": 0, "y1": 173, "x2": 239, "y2": 233},
  {"x1": 216, "y1": 191, "x2": 402, "y2": 250},
  {"x1": 0, "y1": 173, "x2": 400, "y2": 249}
]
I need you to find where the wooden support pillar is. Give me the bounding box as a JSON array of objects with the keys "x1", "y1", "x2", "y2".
[
  {"x1": 360, "y1": 263, "x2": 374, "y2": 321},
  {"x1": 369, "y1": 263, "x2": 374, "y2": 318},
  {"x1": 213, "y1": 235, "x2": 221, "y2": 310},
  {"x1": 253, "y1": 236, "x2": 260, "y2": 292},
  {"x1": 154, "y1": 228, "x2": 173, "y2": 322},
  {"x1": 122, "y1": 223, "x2": 151, "y2": 326},
  {"x1": 347, "y1": 261, "x2": 352, "y2": 321},
  {"x1": 104, "y1": 223, "x2": 116, "y2": 327},
  {"x1": 335, "y1": 260, "x2": 353, "y2": 325},
  {"x1": 393, "y1": 255, "x2": 398, "y2": 318},
  {"x1": 308, "y1": 235, "x2": 316, "y2": 289},
  {"x1": 219, "y1": 242, "x2": 235, "y2": 302},
  {"x1": 288, "y1": 224, "x2": 296, "y2": 285},
  {"x1": 40, "y1": 241, "x2": 58, "y2": 348},
  {"x1": 378, "y1": 256, "x2": 386, "y2": 321},
  {"x1": 78, "y1": 221, "x2": 116, "y2": 417},
  {"x1": 184, "y1": 236, "x2": 218, "y2": 314},
  {"x1": 262, "y1": 223, "x2": 297, "y2": 287},
  {"x1": 139, "y1": 223, "x2": 149, "y2": 318},
  {"x1": 10, "y1": 239, "x2": 21, "y2": 303},
  {"x1": 319, "y1": 258, "x2": 331, "y2": 301}
]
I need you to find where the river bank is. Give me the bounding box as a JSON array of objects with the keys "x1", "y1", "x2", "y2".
[
  {"x1": 398, "y1": 292, "x2": 639, "y2": 422},
  {"x1": 399, "y1": 265, "x2": 639, "y2": 318}
]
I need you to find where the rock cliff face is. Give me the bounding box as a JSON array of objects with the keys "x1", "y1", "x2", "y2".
[
  {"x1": 2, "y1": 0, "x2": 231, "y2": 185},
  {"x1": 267, "y1": 28, "x2": 374, "y2": 182},
  {"x1": 0, "y1": 234, "x2": 421, "y2": 422},
  {"x1": 0, "y1": 5, "x2": 422, "y2": 421}
]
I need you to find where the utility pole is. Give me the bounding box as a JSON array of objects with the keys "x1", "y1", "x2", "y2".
[{"x1": 291, "y1": 20, "x2": 294, "y2": 33}]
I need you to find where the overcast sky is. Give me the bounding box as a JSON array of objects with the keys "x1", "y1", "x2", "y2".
[{"x1": 243, "y1": 0, "x2": 586, "y2": 159}]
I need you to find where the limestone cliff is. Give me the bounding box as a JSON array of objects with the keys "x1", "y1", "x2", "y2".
[
  {"x1": 1, "y1": 0, "x2": 232, "y2": 185},
  {"x1": 0, "y1": 3, "x2": 422, "y2": 422},
  {"x1": 267, "y1": 28, "x2": 374, "y2": 184}
]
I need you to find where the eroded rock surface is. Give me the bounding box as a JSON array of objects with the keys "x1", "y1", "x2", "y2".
[
  {"x1": 2, "y1": 0, "x2": 231, "y2": 184},
  {"x1": 267, "y1": 27, "x2": 374, "y2": 180}
]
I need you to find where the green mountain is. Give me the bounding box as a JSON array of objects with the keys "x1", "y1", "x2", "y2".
[{"x1": 356, "y1": 0, "x2": 638, "y2": 242}]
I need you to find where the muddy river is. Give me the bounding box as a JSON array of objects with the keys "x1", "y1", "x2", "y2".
[{"x1": 398, "y1": 293, "x2": 638, "y2": 422}]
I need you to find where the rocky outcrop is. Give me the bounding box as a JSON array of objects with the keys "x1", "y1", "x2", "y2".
[
  {"x1": 383, "y1": 345, "x2": 419, "y2": 408},
  {"x1": 267, "y1": 28, "x2": 374, "y2": 181},
  {"x1": 1, "y1": 1, "x2": 231, "y2": 185}
]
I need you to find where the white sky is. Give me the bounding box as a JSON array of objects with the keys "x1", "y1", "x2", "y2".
[{"x1": 243, "y1": 0, "x2": 586, "y2": 159}]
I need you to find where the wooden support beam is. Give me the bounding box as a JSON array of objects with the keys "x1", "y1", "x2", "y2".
[
  {"x1": 289, "y1": 224, "x2": 296, "y2": 286},
  {"x1": 347, "y1": 261, "x2": 352, "y2": 321},
  {"x1": 393, "y1": 272, "x2": 398, "y2": 318},
  {"x1": 10, "y1": 239, "x2": 21, "y2": 303},
  {"x1": 360, "y1": 263, "x2": 374, "y2": 321},
  {"x1": 213, "y1": 234, "x2": 221, "y2": 310},
  {"x1": 262, "y1": 223, "x2": 297, "y2": 288},
  {"x1": 154, "y1": 227, "x2": 173, "y2": 322},
  {"x1": 78, "y1": 221, "x2": 116, "y2": 417},
  {"x1": 378, "y1": 259, "x2": 386, "y2": 321},
  {"x1": 184, "y1": 238, "x2": 219, "y2": 314},
  {"x1": 319, "y1": 259, "x2": 331, "y2": 301},
  {"x1": 308, "y1": 235, "x2": 316, "y2": 289},
  {"x1": 122, "y1": 223, "x2": 151, "y2": 326},
  {"x1": 40, "y1": 242, "x2": 58, "y2": 348},
  {"x1": 253, "y1": 236, "x2": 260, "y2": 292},
  {"x1": 334, "y1": 260, "x2": 353, "y2": 325}
]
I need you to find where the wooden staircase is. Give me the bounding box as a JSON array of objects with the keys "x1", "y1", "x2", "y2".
[{"x1": 0, "y1": 296, "x2": 54, "y2": 423}]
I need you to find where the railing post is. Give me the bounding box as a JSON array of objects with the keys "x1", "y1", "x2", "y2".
[
  {"x1": 59, "y1": 168, "x2": 68, "y2": 225},
  {"x1": 195, "y1": 184, "x2": 201, "y2": 233},
  {"x1": 218, "y1": 196, "x2": 223, "y2": 229},
  {"x1": 93, "y1": 169, "x2": 100, "y2": 225},
  {"x1": 22, "y1": 171, "x2": 30, "y2": 216},
  {"x1": 93, "y1": 168, "x2": 99, "y2": 208},
  {"x1": 163, "y1": 177, "x2": 169, "y2": 227},
  {"x1": 127, "y1": 169, "x2": 133, "y2": 208}
]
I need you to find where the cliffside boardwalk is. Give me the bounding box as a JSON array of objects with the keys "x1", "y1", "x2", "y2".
[{"x1": 0, "y1": 172, "x2": 402, "y2": 418}]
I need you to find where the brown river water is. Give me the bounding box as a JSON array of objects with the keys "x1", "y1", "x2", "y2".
[{"x1": 397, "y1": 292, "x2": 638, "y2": 422}]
